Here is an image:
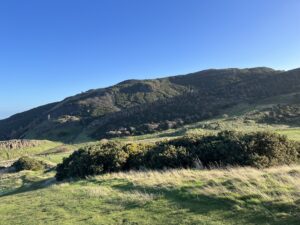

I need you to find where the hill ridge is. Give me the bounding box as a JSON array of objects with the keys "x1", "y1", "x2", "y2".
[{"x1": 0, "y1": 67, "x2": 299, "y2": 142}]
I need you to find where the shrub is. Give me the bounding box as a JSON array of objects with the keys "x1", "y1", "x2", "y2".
[
  {"x1": 188, "y1": 131, "x2": 299, "y2": 168},
  {"x1": 145, "y1": 144, "x2": 193, "y2": 169},
  {"x1": 56, "y1": 132, "x2": 299, "y2": 180},
  {"x1": 122, "y1": 143, "x2": 151, "y2": 170},
  {"x1": 56, "y1": 142, "x2": 128, "y2": 180},
  {"x1": 191, "y1": 131, "x2": 247, "y2": 167},
  {"x1": 243, "y1": 132, "x2": 299, "y2": 168},
  {"x1": 12, "y1": 156, "x2": 44, "y2": 172}
]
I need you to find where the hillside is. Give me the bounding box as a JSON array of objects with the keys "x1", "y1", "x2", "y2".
[
  {"x1": 0, "y1": 65, "x2": 299, "y2": 225},
  {"x1": 0, "y1": 67, "x2": 299, "y2": 143}
]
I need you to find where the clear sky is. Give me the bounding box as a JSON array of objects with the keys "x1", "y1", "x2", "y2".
[{"x1": 0, "y1": 0, "x2": 300, "y2": 119}]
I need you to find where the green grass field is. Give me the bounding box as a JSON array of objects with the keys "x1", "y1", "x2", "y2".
[
  {"x1": 0, "y1": 166, "x2": 299, "y2": 225},
  {"x1": 0, "y1": 140, "x2": 62, "y2": 162},
  {"x1": 276, "y1": 129, "x2": 300, "y2": 141}
]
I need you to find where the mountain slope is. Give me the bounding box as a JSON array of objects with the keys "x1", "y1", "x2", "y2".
[{"x1": 0, "y1": 67, "x2": 299, "y2": 142}]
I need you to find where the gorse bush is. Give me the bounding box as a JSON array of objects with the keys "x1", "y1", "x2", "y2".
[
  {"x1": 122, "y1": 143, "x2": 151, "y2": 170},
  {"x1": 56, "y1": 142, "x2": 128, "y2": 180},
  {"x1": 144, "y1": 144, "x2": 193, "y2": 169},
  {"x1": 186, "y1": 131, "x2": 298, "y2": 168},
  {"x1": 56, "y1": 131, "x2": 299, "y2": 180},
  {"x1": 243, "y1": 132, "x2": 298, "y2": 168},
  {"x1": 12, "y1": 156, "x2": 44, "y2": 172}
]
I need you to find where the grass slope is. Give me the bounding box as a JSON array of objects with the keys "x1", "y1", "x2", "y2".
[
  {"x1": 0, "y1": 141, "x2": 85, "y2": 167},
  {"x1": 0, "y1": 166, "x2": 299, "y2": 225},
  {"x1": 0, "y1": 141, "x2": 61, "y2": 162},
  {"x1": 113, "y1": 117, "x2": 300, "y2": 143},
  {"x1": 112, "y1": 91, "x2": 300, "y2": 143}
]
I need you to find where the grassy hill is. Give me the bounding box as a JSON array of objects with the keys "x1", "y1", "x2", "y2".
[{"x1": 0, "y1": 67, "x2": 299, "y2": 143}]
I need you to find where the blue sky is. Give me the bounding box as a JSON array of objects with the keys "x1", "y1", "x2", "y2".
[{"x1": 0, "y1": 0, "x2": 300, "y2": 119}]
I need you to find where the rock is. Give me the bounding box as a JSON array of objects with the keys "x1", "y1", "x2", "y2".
[{"x1": 0, "y1": 140, "x2": 43, "y2": 150}]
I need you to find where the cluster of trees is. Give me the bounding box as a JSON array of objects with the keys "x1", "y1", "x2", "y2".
[{"x1": 56, "y1": 131, "x2": 299, "y2": 180}]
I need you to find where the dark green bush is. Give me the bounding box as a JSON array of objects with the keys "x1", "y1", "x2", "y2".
[
  {"x1": 169, "y1": 131, "x2": 298, "y2": 168},
  {"x1": 56, "y1": 142, "x2": 128, "y2": 180},
  {"x1": 190, "y1": 131, "x2": 247, "y2": 167},
  {"x1": 56, "y1": 131, "x2": 299, "y2": 180},
  {"x1": 12, "y1": 156, "x2": 44, "y2": 172},
  {"x1": 243, "y1": 132, "x2": 299, "y2": 168},
  {"x1": 145, "y1": 144, "x2": 193, "y2": 169}
]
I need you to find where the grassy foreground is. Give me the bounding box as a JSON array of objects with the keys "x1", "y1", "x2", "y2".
[{"x1": 0, "y1": 165, "x2": 299, "y2": 225}]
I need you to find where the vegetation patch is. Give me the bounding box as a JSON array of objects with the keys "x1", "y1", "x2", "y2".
[
  {"x1": 56, "y1": 131, "x2": 299, "y2": 180},
  {"x1": 12, "y1": 156, "x2": 45, "y2": 172}
]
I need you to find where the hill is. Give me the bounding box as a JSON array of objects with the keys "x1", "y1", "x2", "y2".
[
  {"x1": 0, "y1": 65, "x2": 299, "y2": 225},
  {"x1": 0, "y1": 67, "x2": 299, "y2": 143}
]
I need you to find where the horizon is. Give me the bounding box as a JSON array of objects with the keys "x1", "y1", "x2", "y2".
[{"x1": 1, "y1": 0, "x2": 300, "y2": 119}]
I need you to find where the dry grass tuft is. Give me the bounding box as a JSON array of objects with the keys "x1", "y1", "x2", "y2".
[{"x1": 97, "y1": 165, "x2": 300, "y2": 206}]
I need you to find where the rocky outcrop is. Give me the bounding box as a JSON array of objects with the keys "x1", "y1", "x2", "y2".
[{"x1": 0, "y1": 140, "x2": 43, "y2": 150}]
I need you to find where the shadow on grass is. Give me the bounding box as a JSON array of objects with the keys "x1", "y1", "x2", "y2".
[
  {"x1": 89, "y1": 178, "x2": 300, "y2": 225},
  {"x1": 0, "y1": 176, "x2": 56, "y2": 198},
  {"x1": 1, "y1": 175, "x2": 299, "y2": 225}
]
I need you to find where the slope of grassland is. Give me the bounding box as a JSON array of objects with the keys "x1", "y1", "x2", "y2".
[
  {"x1": 112, "y1": 91, "x2": 300, "y2": 144},
  {"x1": 0, "y1": 166, "x2": 299, "y2": 225},
  {"x1": 113, "y1": 117, "x2": 300, "y2": 143},
  {"x1": 0, "y1": 140, "x2": 61, "y2": 162},
  {"x1": 0, "y1": 140, "x2": 82, "y2": 168},
  {"x1": 276, "y1": 129, "x2": 300, "y2": 142}
]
